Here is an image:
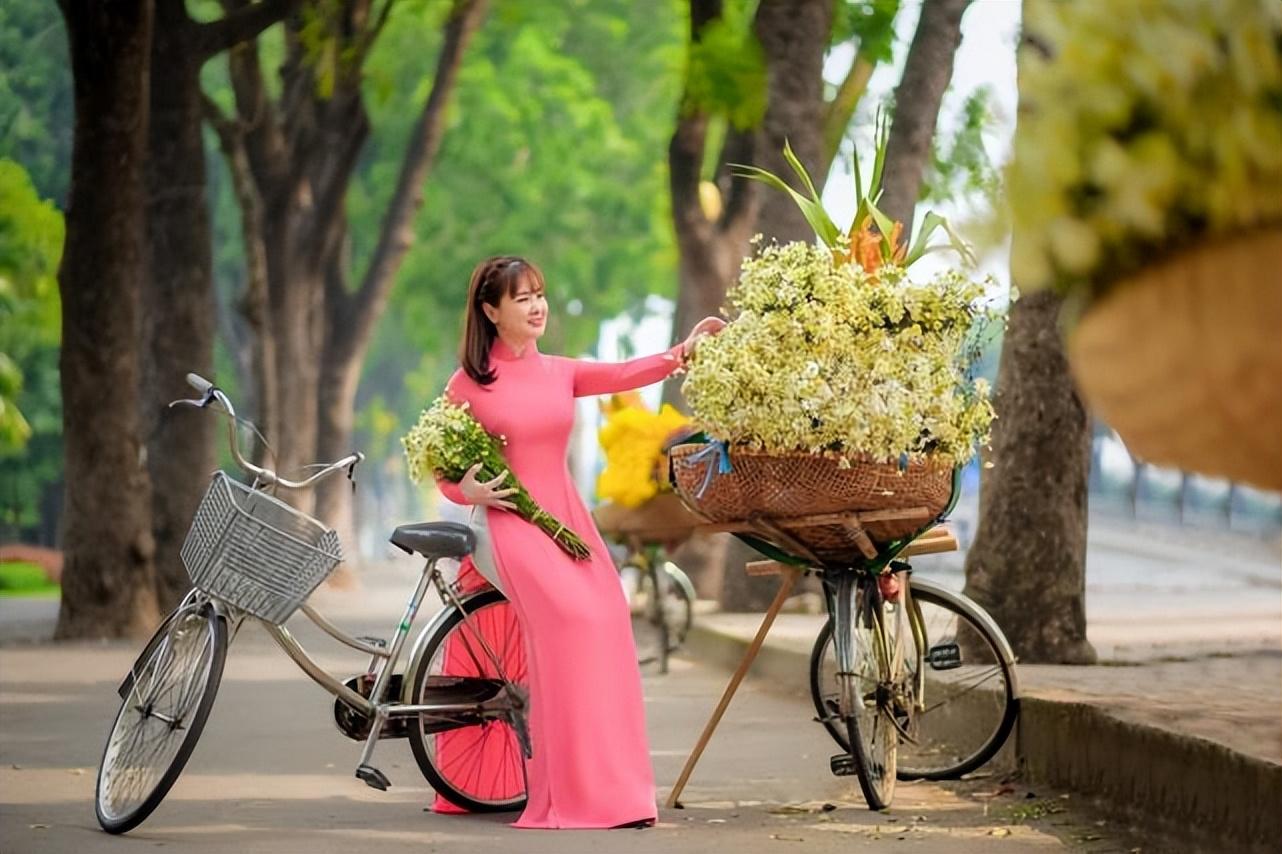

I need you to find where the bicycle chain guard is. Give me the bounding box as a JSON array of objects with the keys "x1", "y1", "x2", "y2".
[{"x1": 333, "y1": 674, "x2": 409, "y2": 741}]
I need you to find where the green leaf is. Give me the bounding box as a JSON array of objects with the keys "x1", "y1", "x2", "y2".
[
  {"x1": 732, "y1": 163, "x2": 841, "y2": 247},
  {"x1": 868, "y1": 107, "x2": 891, "y2": 200},
  {"x1": 904, "y1": 210, "x2": 977, "y2": 267},
  {"x1": 852, "y1": 141, "x2": 864, "y2": 207},
  {"x1": 782, "y1": 138, "x2": 822, "y2": 205}
]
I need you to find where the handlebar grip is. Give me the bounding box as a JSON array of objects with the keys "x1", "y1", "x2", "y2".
[{"x1": 186, "y1": 373, "x2": 214, "y2": 395}]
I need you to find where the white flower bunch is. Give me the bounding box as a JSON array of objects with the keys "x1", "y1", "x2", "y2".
[
  {"x1": 1008, "y1": 0, "x2": 1282, "y2": 297},
  {"x1": 683, "y1": 241, "x2": 996, "y2": 464}
]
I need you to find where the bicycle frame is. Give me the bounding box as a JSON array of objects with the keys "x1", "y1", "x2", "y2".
[
  {"x1": 276, "y1": 559, "x2": 515, "y2": 718},
  {"x1": 121, "y1": 556, "x2": 517, "y2": 725}
]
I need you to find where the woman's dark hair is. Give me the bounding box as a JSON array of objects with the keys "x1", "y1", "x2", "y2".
[{"x1": 461, "y1": 255, "x2": 546, "y2": 385}]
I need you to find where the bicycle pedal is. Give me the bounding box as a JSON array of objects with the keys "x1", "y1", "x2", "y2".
[
  {"x1": 830, "y1": 753, "x2": 857, "y2": 777},
  {"x1": 355, "y1": 764, "x2": 391, "y2": 791}
]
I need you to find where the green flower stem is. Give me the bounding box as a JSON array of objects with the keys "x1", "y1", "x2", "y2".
[{"x1": 455, "y1": 464, "x2": 592, "y2": 560}]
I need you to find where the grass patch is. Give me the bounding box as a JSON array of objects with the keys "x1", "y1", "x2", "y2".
[{"x1": 0, "y1": 561, "x2": 60, "y2": 598}]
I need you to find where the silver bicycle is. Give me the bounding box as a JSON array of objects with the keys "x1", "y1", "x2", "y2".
[{"x1": 95, "y1": 374, "x2": 530, "y2": 834}]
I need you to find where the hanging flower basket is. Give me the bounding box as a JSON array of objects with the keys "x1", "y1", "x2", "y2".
[
  {"x1": 1068, "y1": 229, "x2": 1282, "y2": 491},
  {"x1": 669, "y1": 442, "x2": 953, "y2": 558}
]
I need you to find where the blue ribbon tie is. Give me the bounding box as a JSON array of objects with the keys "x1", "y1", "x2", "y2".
[{"x1": 687, "y1": 440, "x2": 734, "y2": 498}]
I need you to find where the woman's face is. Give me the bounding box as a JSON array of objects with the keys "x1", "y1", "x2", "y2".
[{"x1": 483, "y1": 275, "x2": 547, "y2": 341}]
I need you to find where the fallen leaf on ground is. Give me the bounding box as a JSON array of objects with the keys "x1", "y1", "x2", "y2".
[{"x1": 988, "y1": 827, "x2": 1012, "y2": 837}]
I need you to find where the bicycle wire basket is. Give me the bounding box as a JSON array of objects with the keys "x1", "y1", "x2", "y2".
[{"x1": 180, "y1": 471, "x2": 343, "y2": 624}]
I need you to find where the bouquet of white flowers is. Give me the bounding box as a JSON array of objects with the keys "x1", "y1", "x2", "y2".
[{"x1": 403, "y1": 396, "x2": 591, "y2": 559}]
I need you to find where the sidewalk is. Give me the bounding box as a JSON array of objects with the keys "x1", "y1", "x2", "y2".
[
  {"x1": 684, "y1": 525, "x2": 1282, "y2": 853},
  {"x1": 2, "y1": 519, "x2": 1278, "y2": 849},
  {"x1": 0, "y1": 559, "x2": 1164, "y2": 854}
]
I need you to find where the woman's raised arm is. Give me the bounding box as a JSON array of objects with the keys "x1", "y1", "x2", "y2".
[{"x1": 568, "y1": 344, "x2": 685, "y2": 398}]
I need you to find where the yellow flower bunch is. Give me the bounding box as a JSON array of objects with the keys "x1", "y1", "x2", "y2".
[
  {"x1": 1007, "y1": 0, "x2": 1282, "y2": 297},
  {"x1": 596, "y1": 395, "x2": 691, "y2": 508},
  {"x1": 683, "y1": 241, "x2": 996, "y2": 465}
]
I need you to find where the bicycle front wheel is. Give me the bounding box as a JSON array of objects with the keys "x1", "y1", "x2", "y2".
[
  {"x1": 831, "y1": 574, "x2": 900, "y2": 810},
  {"x1": 407, "y1": 588, "x2": 528, "y2": 813},
  {"x1": 95, "y1": 599, "x2": 227, "y2": 834}
]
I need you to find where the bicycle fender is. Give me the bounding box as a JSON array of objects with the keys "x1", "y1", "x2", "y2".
[
  {"x1": 399, "y1": 587, "x2": 504, "y2": 705},
  {"x1": 663, "y1": 561, "x2": 697, "y2": 605},
  {"x1": 908, "y1": 576, "x2": 1022, "y2": 698}
]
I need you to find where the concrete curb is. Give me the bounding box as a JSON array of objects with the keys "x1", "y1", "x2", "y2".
[{"x1": 682, "y1": 621, "x2": 1282, "y2": 852}]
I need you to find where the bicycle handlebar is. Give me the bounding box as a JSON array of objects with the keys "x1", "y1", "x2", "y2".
[{"x1": 174, "y1": 373, "x2": 364, "y2": 491}]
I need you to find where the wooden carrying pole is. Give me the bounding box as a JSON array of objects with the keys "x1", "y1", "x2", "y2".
[{"x1": 665, "y1": 559, "x2": 801, "y2": 808}]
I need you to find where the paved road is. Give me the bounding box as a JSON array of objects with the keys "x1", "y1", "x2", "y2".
[{"x1": 1, "y1": 596, "x2": 1162, "y2": 854}]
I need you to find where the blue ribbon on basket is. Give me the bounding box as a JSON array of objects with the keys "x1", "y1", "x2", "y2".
[{"x1": 687, "y1": 439, "x2": 734, "y2": 498}]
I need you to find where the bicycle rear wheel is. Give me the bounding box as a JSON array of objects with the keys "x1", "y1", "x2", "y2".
[
  {"x1": 897, "y1": 580, "x2": 1018, "y2": 780},
  {"x1": 95, "y1": 598, "x2": 227, "y2": 834},
  {"x1": 407, "y1": 588, "x2": 528, "y2": 813},
  {"x1": 811, "y1": 579, "x2": 1018, "y2": 781}
]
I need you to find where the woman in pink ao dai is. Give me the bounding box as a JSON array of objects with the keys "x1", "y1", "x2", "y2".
[{"x1": 433, "y1": 255, "x2": 723, "y2": 829}]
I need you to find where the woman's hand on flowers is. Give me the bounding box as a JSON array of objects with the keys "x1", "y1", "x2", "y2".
[
  {"x1": 681, "y1": 316, "x2": 727, "y2": 362},
  {"x1": 459, "y1": 463, "x2": 517, "y2": 510}
]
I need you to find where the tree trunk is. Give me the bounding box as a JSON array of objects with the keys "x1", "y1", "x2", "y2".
[
  {"x1": 314, "y1": 0, "x2": 488, "y2": 552},
  {"x1": 877, "y1": 0, "x2": 970, "y2": 232},
  {"x1": 714, "y1": 0, "x2": 833, "y2": 612},
  {"x1": 54, "y1": 0, "x2": 161, "y2": 640},
  {"x1": 962, "y1": 291, "x2": 1096, "y2": 664},
  {"x1": 142, "y1": 0, "x2": 215, "y2": 612},
  {"x1": 751, "y1": 0, "x2": 832, "y2": 245},
  {"x1": 961, "y1": 1, "x2": 1095, "y2": 665},
  {"x1": 141, "y1": 0, "x2": 298, "y2": 610}
]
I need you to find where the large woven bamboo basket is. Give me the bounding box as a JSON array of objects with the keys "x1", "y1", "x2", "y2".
[
  {"x1": 669, "y1": 443, "x2": 953, "y2": 559},
  {"x1": 593, "y1": 491, "x2": 702, "y2": 544},
  {"x1": 1068, "y1": 229, "x2": 1282, "y2": 492}
]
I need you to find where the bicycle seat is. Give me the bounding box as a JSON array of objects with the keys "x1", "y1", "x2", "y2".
[{"x1": 390, "y1": 521, "x2": 475, "y2": 559}]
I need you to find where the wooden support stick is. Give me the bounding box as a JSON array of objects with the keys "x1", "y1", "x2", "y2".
[
  {"x1": 903, "y1": 533, "x2": 958, "y2": 557},
  {"x1": 841, "y1": 519, "x2": 879, "y2": 559},
  {"x1": 696, "y1": 506, "x2": 932, "y2": 535},
  {"x1": 855, "y1": 507, "x2": 933, "y2": 524},
  {"x1": 664, "y1": 563, "x2": 802, "y2": 808},
  {"x1": 745, "y1": 559, "x2": 791, "y2": 576}
]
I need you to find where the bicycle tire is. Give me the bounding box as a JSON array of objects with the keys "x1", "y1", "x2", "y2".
[
  {"x1": 841, "y1": 577, "x2": 899, "y2": 810},
  {"x1": 406, "y1": 588, "x2": 528, "y2": 813},
  {"x1": 95, "y1": 599, "x2": 227, "y2": 834},
  {"x1": 811, "y1": 579, "x2": 1019, "y2": 781}
]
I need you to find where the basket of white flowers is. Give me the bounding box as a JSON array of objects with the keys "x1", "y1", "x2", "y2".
[
  {"x1": 670, "y1": 122, "x2": 999, "y2": 560},
  {"x1": 1007, "y1": 0, "x2": 1282, "y2": 490}
]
